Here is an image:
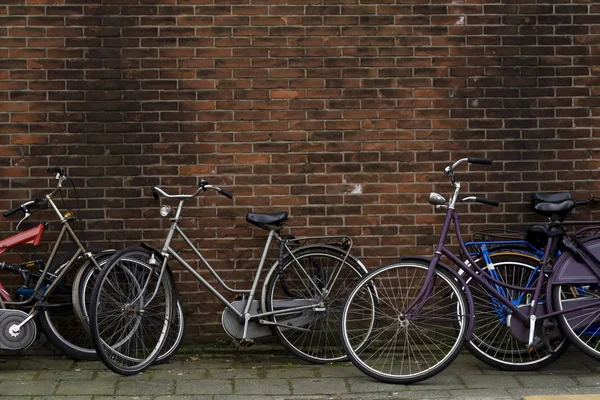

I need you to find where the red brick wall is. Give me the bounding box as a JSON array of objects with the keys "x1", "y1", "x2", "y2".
[{"x1": 1, "y1": 0, "x2": 600, "y2": 338}]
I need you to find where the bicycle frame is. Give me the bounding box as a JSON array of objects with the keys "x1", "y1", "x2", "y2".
[
  {"x1": 145, "y1": 198, "x2": 347, "y2": 339},
  {"x1": 0, "y1": 192, "x2": 103, "y2": 332}
]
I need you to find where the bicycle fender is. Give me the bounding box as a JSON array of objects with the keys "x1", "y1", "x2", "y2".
[
  {"x1": 138, "y1": 243, "x2": 177, "y2": 285},
  {"x1": 399, "y1": 255, "x2": 475, "y2": 340},
  {"x1": 550, "y1": 238, "x2": 600, "y2": 285}
]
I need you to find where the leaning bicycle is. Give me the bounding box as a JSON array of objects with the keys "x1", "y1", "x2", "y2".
[
  {"x1": 89, "y1": 180, "x2": 373, "y2": 375},
  {"x1": 1, "y1": 168, "x2": 113, "y2": 359},
  {"x1": 341, "y1": 157, "x2": 600, "y2": 383}
]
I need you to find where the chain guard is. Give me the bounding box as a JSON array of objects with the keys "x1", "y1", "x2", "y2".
[
  {"x1": 221, "y1": 300, "x2": 271, "y2": 340},
  {"x1": 0, "y1": 309, "x2": 37, "y2": 351}
]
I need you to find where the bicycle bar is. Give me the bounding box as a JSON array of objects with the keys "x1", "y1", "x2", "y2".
[{"x1": 152, "y1": 184, "x2": 232, "y2": 200}]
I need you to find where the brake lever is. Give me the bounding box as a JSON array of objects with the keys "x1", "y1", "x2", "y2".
[{"x1": 16, "y1": 208, "x2": 31, "y2": 230}]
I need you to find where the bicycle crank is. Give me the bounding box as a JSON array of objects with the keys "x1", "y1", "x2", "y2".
[{"x1": 0, "y1": 309, "x2": 37, "y2": 351}]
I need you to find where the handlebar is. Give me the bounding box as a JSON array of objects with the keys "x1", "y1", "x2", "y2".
[
  {"x1": 3, "y1": 198, "x2": 46, "y2": 218},
  {"x1": 152, "y1": 181, "x2": 234, "y2": 200},
  {"x1": 47, "y1": 167, "x2": 65, "y2": 176},
  {"x1": 444, "y1": 157, "x2": 493, "y2": 176}
]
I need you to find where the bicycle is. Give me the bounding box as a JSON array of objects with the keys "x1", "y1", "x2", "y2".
[
  {"x1": 461, "y1": 194, "x2": 600, "y2": 371},
  {"x1": 340, "y1": 157, "x2": 600, "y2": 383},
  {"x1": 89, "y1": 180, "x2": 372, "y2": 375},
  {"x1": 0, "y1": 168, "x2": 112, "y2": 359}
]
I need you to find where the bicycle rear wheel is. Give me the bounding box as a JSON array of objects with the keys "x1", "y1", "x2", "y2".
[
  {"x1": 37, "y1": 248, "x2": 105, "y2": 360},
  {"x1": 465, "y1": 252, "x2": 568, "y2": 370},
  {"x1": 89, "y1": 247, "x2": 176, "y2": 375},
  {"x1": 264, "y1": 247, "x2": 370, "y2": 363},
  {"x1": 341, "y1": 261, "x2": 467, "y2": 384}
]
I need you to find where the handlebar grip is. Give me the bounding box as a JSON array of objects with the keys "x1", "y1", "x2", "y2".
[
  {"x1": 152, "y1": 188, "x2": 159, "y2": 200},
  {"x1": 3, "y1": 206, "x2": 23, "y2": 218},
  {"x1": 475, "y1": 197, "x2": 500, "y2": 207},
  {"x1": 47, "y1": 167, "x2": 65, "y2": 175},
  {"x1": 467, "y1": 158, "x2": 493, "y2": 165},
  {"x1": 219, "y1": 189, "x2": 233, "y2": 199}
]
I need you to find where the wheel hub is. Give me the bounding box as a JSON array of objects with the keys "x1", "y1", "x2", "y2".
[{"x1": 8, "y1": 324, "x2": 20, "y2": 337}]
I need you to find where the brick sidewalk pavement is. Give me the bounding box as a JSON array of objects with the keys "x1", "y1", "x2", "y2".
[{"x1": 1, "y1": 348, "x2": 600, "y2": 400}]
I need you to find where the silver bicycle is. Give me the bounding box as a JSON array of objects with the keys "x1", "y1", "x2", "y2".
[{"x1": 89, "y1": 180, "x2": 373, "y2": 375}]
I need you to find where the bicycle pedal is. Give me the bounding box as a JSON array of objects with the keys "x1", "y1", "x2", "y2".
[{"x1": 239, "y1": 339, "x2": 254, "y2": 347}]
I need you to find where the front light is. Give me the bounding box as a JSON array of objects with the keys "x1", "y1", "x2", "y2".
[{"x1": 159, "y1": 205, "x2": 172, "y2": 218}]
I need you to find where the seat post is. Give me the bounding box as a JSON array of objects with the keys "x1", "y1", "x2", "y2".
[{"x1": 242, "y1": 229, "x2": 277, "y2": 316}]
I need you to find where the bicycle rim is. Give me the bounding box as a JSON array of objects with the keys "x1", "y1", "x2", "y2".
[
  {"x1": 554, "y1": 283, "x2": 600, "y2": 359},
  {"x1": 341, "y1": 262, "x2": 467, "y2": 384},
  {"x1": 91, "y1": 250, "x2": 174, "y2": 375},
  {"x1": 266, "y1": 249, "x2": 369, "y2": 363}
]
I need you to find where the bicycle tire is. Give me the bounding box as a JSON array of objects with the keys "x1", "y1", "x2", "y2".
[
  {"x1": 263, "y1": 246, "x2": 370, "y2": 363},
  {"x1": 464, "y1": 252, "x2": 568, "y2": 370},
  {"x1": 341, "y1": 261, "x2": 467, "y2": 384},
  {"x1": 89, "y1": 246, "x2": 176, "y2": 375},
  {"x1": 71, "y1": 249, "x2": 116, "y2": 329},
  {"x1": 37, "y1": 248, "x2": 104, "y2": 361},
  {"x1": 155, "y1": 295, "x2": 184, "y2": 365}
]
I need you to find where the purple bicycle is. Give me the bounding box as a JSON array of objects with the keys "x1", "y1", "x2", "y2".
[{"x1": 340, "y1": 157, "x2": 600, "y2": 383}]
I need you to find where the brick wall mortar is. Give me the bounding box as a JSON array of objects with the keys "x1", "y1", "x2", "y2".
[{"x1": 1, "y1": 0, "x2": 600, "y2": 339}]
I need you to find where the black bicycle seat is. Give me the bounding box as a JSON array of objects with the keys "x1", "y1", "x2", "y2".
[
  {"x1": 531, "y1": 192, "x2": 572, "y2": 204},
  {"x1": 246, "y1": 212, "x2": 288, "y2": 230}
]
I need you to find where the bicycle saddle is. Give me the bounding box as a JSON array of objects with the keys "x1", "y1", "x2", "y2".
[
  {"x1": 531, "y1": 192, "x2": 572, "y2": 204},
  {"x1": 531, "y1": 192, "x2": 575, "y2": 220},
  {"x1": 246, "y1": 212, "x2": 288, "y2": 230}
]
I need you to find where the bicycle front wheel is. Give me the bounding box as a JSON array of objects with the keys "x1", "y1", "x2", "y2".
[
  {"x1": 341, "y1": 261, "x2": 467, "y2": 384},
  {"x1": 264, "y1": 247, "x2": 370, "y2": 363},
  {"x1": 89, "y1": 247, "x2": 176, "y2": 375}
]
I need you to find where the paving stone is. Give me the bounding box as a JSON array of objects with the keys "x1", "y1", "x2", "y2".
[
  {"x1": 94, "y1": 370, "x2": 150, "y2": 380},
  {"x1": 72, "y1": 361, "x2": 107, "y2": 371},
  {"x1": 507, "y1": 387, "x2": 575, "y2": 398},
  {"x1": 516, "y1": 374, "x2": 578, "y2": 388},
  {"x1": 18, "y1": 358, "x2": 75, "y2": 371},
  {"x1": 449, "y1": 389, "x2": 512, "y2": 399},
  {"x1": 56, "y1": 380, "x2": 116, "y2": 395},
  {"x1": 207, "y1": 367, "x2": 261, "y2": 379},
  {"x1": 94, "y1": 397, "x2": 152, "y2": 400},
  {"x1": 348, "y1": 378, "x2": 406, "y2": 393},
  {"x1": 0, "y1": 370, "x2": 38, "y2": 380},
  {"x1": 264, "y1": 367, "x2": 317, "y2": 379},
  {"x1": 235, "y1": 378, "x2": 291, "y2": 395},
  {"x1": 291, "y1": 378, "x2": 349, "y2": 395},
  {"x1": 407, "y1": 373, "x2": 465, "y2": 391},
  {"x1": 403, "y1": 390, "x2": 454, "y2": 399},
  {"x1": 176, "y1": 379, "x2": 233, "y2": 395},
  {"x1": 34, "y1": 397, "x2": 91, "y2": 400},
  {"x1": 116, "y1": 379, "x2": 175, "y2": 396},
  {"x1": 156, "y1": 396, "x2": 212, "y2": 400},
  {"x1": 460, "y1": 374, "x2": 522, "y2": 389},
  {"x1": 317, "y1": 365, "x2": 365, "y2": 378},
  {"x1": 0, "y1": 380, "x2": 57, "y2": 396},
  {"x1": 37, "y1": 370, "x2": 95, "y2": 380},
  {"x1": 575, "y1": 376, "x2": 600, "y2": 387},
  {"x1": 566, "y1": 387, "x2": 600, "y2": 395},
  {"x1": 0, "y1": 359, "x2": 21, "y2": 372},
  {"x1": 151, "y1": 368, "x2": 208, "y2": 380},
  {"x1": 0, "y1": 397, "x2": 31, "y2": 400}
]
